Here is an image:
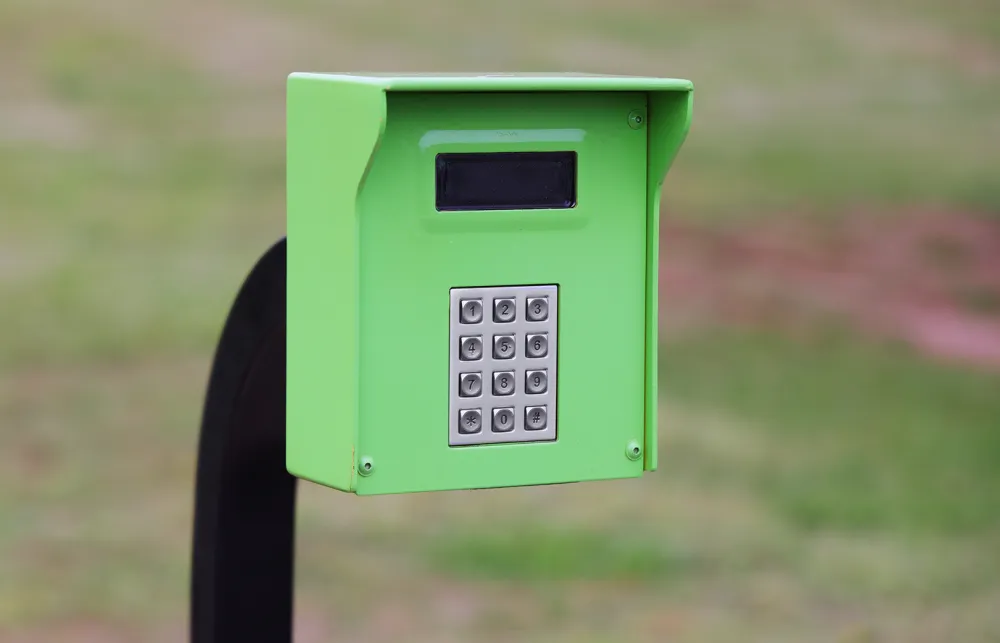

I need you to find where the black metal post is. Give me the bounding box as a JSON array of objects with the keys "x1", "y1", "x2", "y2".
[{"x1": 189, "y1": 238, "x2": 296, "y2": 643}]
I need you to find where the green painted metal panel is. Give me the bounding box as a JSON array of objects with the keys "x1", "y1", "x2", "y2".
[
  {"x1": 285, "y1": 73, "x2": 692, "y2": 495},
  {"x1": 285, "y1": 75, "x2": 386, "y2": 491}
]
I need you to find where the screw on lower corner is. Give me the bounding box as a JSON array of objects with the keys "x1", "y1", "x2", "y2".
[
  {"x1": 626, "y1": 440, "x2": 642, "y2": 461},
  {"x1": 358, "y1": 456, "x2": 375, "y2": 476}
]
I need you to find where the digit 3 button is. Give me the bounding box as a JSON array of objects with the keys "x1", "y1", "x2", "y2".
[
  {"x1": 492, "y1": 407, "x2": 515, "y2": 433},
  {"x1": 524, "y1": 405, "x2": 547, "y2": 430},
  {"x1": 459, "y1": 335, "x2": 483, "y2": 361},
  {"x1": 493, "y1": 297, "x2": 515, "y2": 323},
  {"x1": 525, "y1": 333, "x2": 547, "y2": 358},
  {"x1": 492, "y1": 371, "x2": 515, "y2": 396},
  {"x1": 525, "y1": 369, "x2": 547, "y2": 394},
  {"x1": 525, "y1": 296, "x2": 548, "y2": 321}
]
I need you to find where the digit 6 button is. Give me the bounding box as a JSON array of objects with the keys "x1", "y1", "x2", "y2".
[
  {"x1": 525, "y1": 333, "x2": 547, "y2": 358},
  {"x1": 525, "y1": 369, "x2": 547, "y2": 394}
]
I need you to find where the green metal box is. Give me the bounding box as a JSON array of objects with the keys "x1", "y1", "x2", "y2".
[{"x1": 286, "y1": 73, "x2": 693, "y2": 495}]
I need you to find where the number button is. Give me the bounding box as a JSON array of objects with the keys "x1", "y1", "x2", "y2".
[
  {"x1": 524, "y1": 405, "x2": 547, "y2": 430},
  {"x1": 492, "y1": 371, "x2": 515, "y2": 396},
  {"x1": 458, "y1": 372, "x2": 482, "y2": 397},
  {"x1": 525, "y1": 333, "x2": 548, "y2": 358},
  {"x1": 459, "y1": 336, "x2": 483, "y2": 361},
  {"x1": 460, "y1": 298, "x2": 483, "y2": 324},
  {"x1": 492, "y1": 407, "x2": 515, "y2": 433},
  {"x1": 493, "y1": 334, "x2": 515, "y2": 359},
  {"x1": 458, "y1": 409, "x2": 482, "y2": 434},
  {"x1": 526, "y1": 296, "x2": 548, "y2": 321},
  {"x1": 493, "y1": 298, "x2": 516, "y2": 323},
  {"x1": 525, "y1": 369, "x2": 547, "y2": 394}
]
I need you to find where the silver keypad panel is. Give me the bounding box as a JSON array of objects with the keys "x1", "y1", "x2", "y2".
[{"x1": 449, "y1": 284, "x2": 558, "y2": 446}]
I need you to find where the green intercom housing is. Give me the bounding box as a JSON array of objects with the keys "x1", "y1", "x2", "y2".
[{"x1": 286, "y1": 73, "x2": 693, "y2": 496}]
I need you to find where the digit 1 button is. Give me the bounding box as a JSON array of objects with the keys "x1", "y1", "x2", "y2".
[
  {"x1": 492, "y1": 371, "x2": 515, "y2": 396},
  {"x1": 459, "y1": 336, "x2": 483, "y2": 361},
  {"x1": 525, "y1": 369, "x2": 547, "y2": 394},
  {"x1": 525, "y1": 333, "x2": 548, "y2": 358},
  {"x1": 525, "y1": 405, "x2": 547, "y2": 430},
  {"x1": 460, "y1": 298, "x2": 483, "y2": 324},
  {"x1": 458, "y1": 409, "x2": 482, "y2": 434},
  {"x1": 492, "y1": 407, "x2": 515, "y2": 433},
  {"x1": 493, "y1": 297, "x2": 515, "y2": 323},
  {"x1": 458, "y1": 372, "x2": 482, "y2": 397},
  {"x1": 493, "y1": 334, "x2": 515, "y2": 359},
  {"x1": 526, "y1": 296, "x2": 548, "y2": 321}
]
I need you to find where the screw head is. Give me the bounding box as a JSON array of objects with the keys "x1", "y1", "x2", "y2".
[
  {"x1": 626, "y1": 440, "x2": 642, "y2": 461},
  {"x1": 358, "y1": 456, "x2": 375, "y2": 476},
  {"x1": 627, "y1": 110, "x2": 646, "y2": 130}
]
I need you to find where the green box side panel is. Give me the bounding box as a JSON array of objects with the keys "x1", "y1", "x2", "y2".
[
  {"x1": 354, "y1": 91, "x2": 649, "y2": 495},
  {"x1": 285, "y1": 74, "x2": 387, "y2": 491},
  {"x1": 644, "y1": 90, "x2": 694, "y2": 472}
]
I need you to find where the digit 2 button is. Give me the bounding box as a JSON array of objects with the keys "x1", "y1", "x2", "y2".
[{"x1": 493, "y1": 298, "x2": 515, "y2": 323}]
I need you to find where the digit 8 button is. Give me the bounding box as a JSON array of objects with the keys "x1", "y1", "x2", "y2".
[{"x1": 492, "y1": 371, "x2": 515, "y2": 396}]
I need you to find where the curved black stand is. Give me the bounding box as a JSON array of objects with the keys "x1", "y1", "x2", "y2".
[{"x1": 189, "y1": 238, "x2": 296, "y2": 643}]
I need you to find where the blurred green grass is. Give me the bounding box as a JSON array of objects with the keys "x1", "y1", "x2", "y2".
[{"x1": 2, "y1": 0, "x2": 1000, "y2": 640}]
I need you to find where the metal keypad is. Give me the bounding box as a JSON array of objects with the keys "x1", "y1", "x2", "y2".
[{"x1": 449, "y1": 284, "x2": 558, "y2": 446}]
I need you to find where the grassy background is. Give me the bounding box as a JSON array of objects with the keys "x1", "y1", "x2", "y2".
[{"x1": 2, "y1": 0, "x2": 999, "y2": 641}]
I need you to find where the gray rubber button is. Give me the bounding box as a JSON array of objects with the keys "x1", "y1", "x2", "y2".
[
  {"x1": 525, "y1": 296, "x2": 548, "y2": 321},
  {"x1": 460, "y1": 298, "x2": 483, "y2": 324},
  {"x1": 493, "y1": 298, "x2": 516, "y2": 323},
  {"x1": 459, "y1": 336, "x2": 483, "y2": 361},
  {"x1": 525, "y1": 406, "x2": 547, "y2": 430},
  {"x1": 492, "y1": 371, "x2": 515, "y2": 396},
  {"x1": 525, "y1": 333, "x2": 548, "y2": 358},
  {"x1": 493, "y1": 334, "x2": 515, "y2": 359},
  {"x1": 492, "y1": 407, "x2": 515, "y2": 432},
  {"x1": 458, "y1": 409, "x2": 482, "y2": 434},
  {"x1": 459, "y1": 372, "x2": 482, "y2": 397},
  {"x1": 525, "y1": 369, "x2": 547, "y2": 394}
]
